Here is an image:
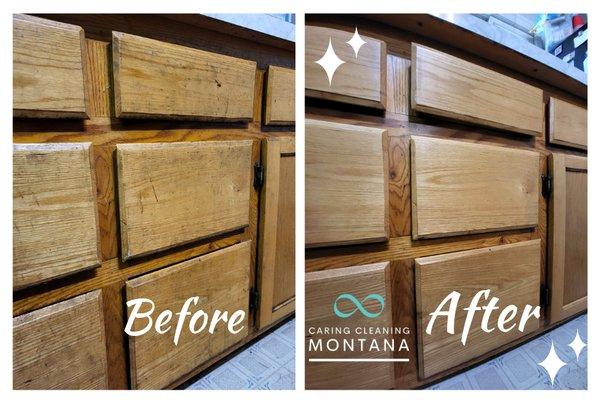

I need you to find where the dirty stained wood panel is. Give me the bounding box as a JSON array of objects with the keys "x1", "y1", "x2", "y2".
[
  {"x1": 411, "y1": 43, "x2": 544, "y2": 136},
  {"x1": 112, "y1": 31, "x2": 257, "y2": 120},
  {"x1": 411, "y1": 136, "x2": 539, "y2": 239},
  {"x1": 126, "y1": 241, "x2": 251, "y2": 389},
  {"x1": 13, "y1": 143, "x2": 100, "y2": 290},
  {"x1": 264, "y1": 65, "x2": 295, "y2": 125},
  {"x1": 13, "y1": 290, "x2": 109, "y2": 389},
  {"x1": 13, "y1": 14, "x2": 87, "y2": 118},
  {"x1": 548, "y1": 97, "x2": 587, "y2": 150},
  {"x1": 415, "y1": 240, "x2": 541, "y2": 379},
  {"x1": 116, "y1": 140, "x2": 253, "y2": 260}
]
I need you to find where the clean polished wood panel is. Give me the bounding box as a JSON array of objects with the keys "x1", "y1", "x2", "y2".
[
  {"x1": 305, "y1": 262, "x2": 394, "y2": 389},
  {"x1": 13, "y1": 290, "x2": 108, "y2": 389},
  {"x1": 411, "y1": 43, "x2": 544, "y2": 136},
  {"x1": 548, "y1": 97, "x2": 587, "y2": 150},
  {"x1": 112, "y1": 31, "x2": 257, "y2": 120},
  {"x1": 411, "y1": 136, "x2": 539, "y2": 239},
  {"x1": 13, "y1": 143, "x2": 100, "y2": 289},
  {"x1": 415, "y1": 240, "x2": 541, "y2": 379},
  {"x1": 126, "y1": 241, "x2": 251, "y2": 389},
  {"x1": 264, "y1": 65, "x2": 295, "y2": 125},
  {"x1": 306, "y1": 25, "x2": 386, "y2": 109},
  {"x1": 548, "y1": 154, "x2": 587, "y2": 323},
  {"x1": 13, "y1": 14, "x2": 87, "y2": 118},
  {"x1": 116, "y1": 140, "x2": 252, "y2": 260},
  {"x1": 306, "y1": 119, "x2": 388, "y2": 247}
]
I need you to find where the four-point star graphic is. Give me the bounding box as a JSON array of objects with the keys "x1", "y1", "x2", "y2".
[
  {"x1": 346, "y1": 27, "x2": 367, "y2": 58},
  {"x1": 315, "y1": 38, "x2": 345, "y2": 86},
  {"x1": 569, "y1": 329, "x2": 587, "y2": 361},
  {"x1": 538, "y1": 341, "x2": 567, "y2": 385}
]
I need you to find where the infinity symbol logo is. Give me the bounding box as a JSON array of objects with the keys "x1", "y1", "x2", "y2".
[{"x1": 333, "y1": 293, "x2": 385, "y2": 318}]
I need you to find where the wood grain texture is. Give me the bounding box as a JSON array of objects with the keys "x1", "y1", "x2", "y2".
[
  {"x1": 112, "y1": 31, "x2": 257, "y2": 120},
  {"x1": 116, "y1": 140, "x2": 252, "y2": 260},
  {"x1": 264, "y1": 65, "x2": 295, "y2": 125},
  {"x1": 415, "y1": 240, "x2": 541, "y2": 378},
  {"x1": 411, "y1": 43, "x2": 544, "y2": 136},
  {"x1": 548, "y1": 154, "x2": 587, "y2": 324},
  {"x1": 306, "y1": 119, "x2": 389, "y2": 247},
  {"x1": 386, "y1": 54, "x2": 411, "y2": 116},
  {"x1": 13, "y1": 290, "x2": 108, "y2": 389},
  {"x1": 305, "y1": 262, "x2": 394, "y2": 389},
  {"x1": 84, "y1": 39, "x2": 113, "y2": 117},
  {"x1": 411, "y1": 136, "x2": 539, "y2": 239},
  {"x1": 126, "y1": 241, "x2": 251, "y2": 389},
  {"x1": 548, "y1": 97, "x2": 587, "y2": 150},
  {"x1": 306, "y1": 25, "x2": 386, "y2": 109},
  {"x1": 13, "y1": 14, "x2": 87, "y2": 118},
  {"x1": 13, "y1": 143, "x2": 101, "y2": 289}
]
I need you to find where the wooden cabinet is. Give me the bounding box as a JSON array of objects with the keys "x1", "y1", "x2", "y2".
[
  {"x1": 410, "y1": 136, "x2": 539, "y2": 239},
  {"x1": 305, "y1": 262, "x2": 394, "y2": 389},
  {"x1": 264, "y1": 66, "x2": 295, "y2": 125},
  {"x1": 415, "y1": 240, "x2": 541, "y2": 379},
  {"x1": 306, "y1": 25, "x2": 386, "y2": 109},
  {"x1": 112, "y1": 31, "x2": 257, "y2": 120},
  {"x1": 257, "y1": 137, "x2": 295, "y2": 328},
  {"x1": 548, "y1": 154, "x2": 587, "y2": 324},
  {"x1": 13, "y1": 14, "x2": 87, "y2": 118},
  {"x1": 13, "y1": 143, "x2": 100, "y2": 289},
  {"x1": 306, "y1": 119, "x2": 388, "y2": 247},
  {"x1": 116, "y1": 141, "x2": 253, "y2": 260},
  {"x1": 13, "y1": 290, "x2": 109, "y2": 389},
  {"x1": 125, "y1": 241, "x2": 251, "y2": 389},
  {"x1": 548, "y1": 97, "x2": 587, "y2": 150},
  {"x1": 411, "y1": 43, "x2": 544, "y2": 136}
]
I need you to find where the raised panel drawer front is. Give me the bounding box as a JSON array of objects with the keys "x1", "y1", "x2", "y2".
[
  {"x1": 411, "y1": 136, "x2": 539, "y2": 239},
  {"x1": 126, "y1": 241, "x2": 251, "y2": 389},
  {"x1": 306, "y1": 25, "x2": 386, "y2": 109},
  {"x1": 264, "y1": 66, "x2": 295, "y2": 125},
  {"x1": 116, "y1": 140, "x2": 252, "y2": 260},
  {"x1": 13, "y1": 14, "x2": 87, "y2": 118},
  {"x1": 415, "y1": 240, "x2": 541, "y2": 379},
  {"x1": 305, "y1": 262, "x2": 394, "y2": 389},
  {"x1": 411, "y1": 43, "x2": 544, "y2": 136},
  {"x1": 112, "y1": 31, "x2": 257, "y2": 120},
  {"x1": 13, "y1": 290, "x2": 109, "y2": 389},
  {"x1": 306, "y1": 119, "x2": 388, "y2": 247},
  {"x1": 13, "y1": 143, "x2": 100, "y2": 289},
  {"x1": 548, "y1": 97, "x2": 587, "y2": 150}
]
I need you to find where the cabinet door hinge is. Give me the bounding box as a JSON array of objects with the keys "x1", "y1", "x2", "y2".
[
  {"x1": 540, "y1": 284, "x2": 550, "y2": 308},
  {"x1": 541, "y1": 174, "x2": 552, "y2": 199},
  {"x1": 249, "y1": 287, "x2": 260, "y2": 310},
  {"x1": 254, "y1": 163, "x2": 264, "y2": 189}
]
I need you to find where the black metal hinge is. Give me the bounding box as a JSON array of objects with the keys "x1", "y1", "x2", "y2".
[
  {"x1": 542, "y1": 174, "x2": 552, "y2": 199},
  {"x1": 249, "y1": 287, "x2": 259, "y2": 310},
  {"x1": 254, "y1": 163, "x2": 264, "y2": 189},
  {"x1": 540, "y1": 284, "x2": 550, "y2": 308}
]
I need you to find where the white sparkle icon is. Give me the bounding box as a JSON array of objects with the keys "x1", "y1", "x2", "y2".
[
  {"x1": 538, "y1": 341, "x2": 567, "y2": 385},
  {"x1": 346, "y1": 27, "x2": 367, "y2": 58},
  {"x1": 568, "y1": 329, "x2": 587, "y2": 361},
  {"x1": 315, "y1": 38, "x2": 345, "y2": 86}
]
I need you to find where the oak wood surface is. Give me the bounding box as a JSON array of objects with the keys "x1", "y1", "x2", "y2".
[
  {"x1": 385, "y1": 54, "x2": 411, "y2": 117},
  {"x1": 548, "y1": 97, "x2": 587, "y2": 150},
  {"x1": 264, "y1": 66, "x2": 295, "y2": 125}
]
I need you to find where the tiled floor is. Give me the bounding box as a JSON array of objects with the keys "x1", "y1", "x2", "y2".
[
  {"x1": 184, "y1": 318, "x2": 295, "y2": 390},
  {"x1": 428, "y1": 313, "x2": 587, "y2": 390}
]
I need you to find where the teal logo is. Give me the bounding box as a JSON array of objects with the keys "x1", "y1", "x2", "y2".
[{"x1": 333, "y1": 293, "x2": 385, "y2": 318}]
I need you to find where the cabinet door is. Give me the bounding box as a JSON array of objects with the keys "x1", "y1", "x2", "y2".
[
  {"x1": 264, "y1": 66, "x2": 295, "y2": 125},
  {"x1": 548, "y1": 97, "x2": 587, "y2": 150},
  {"x1": 116, "y1": 140, "x2": 252, "y2": 260},
  {"x1": 305, "y1": 262, "x2": 394, "y2": 389},
  {"x1": 548, "y1": 154, "x2": 587, "y2": 323},
  {"x1": 13, "y1": 290, "x2": 109, "y2": 389},
  {"x1": 415, "y1": 240, "x2": 541, "y2": 379},
  {"x1": 306, "y1": 119, "x2": 388, "y2": 247},
  {"x1": 257, "y1": 137, "x2": 295, "y2": 328},
  {"x1": 306, "y1": 25, "x2": 386, "y2": 109},
  {"x1": 126, "y1": 241, "x2": 251, "y2": 389}
]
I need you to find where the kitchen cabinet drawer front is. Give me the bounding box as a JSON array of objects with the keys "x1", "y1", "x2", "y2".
[
  {"x1": 126, "y1": 241, "x2": 251, "y2": 389},
  {"x1": 116, "y1": 140, "x2": 252, "y2": 260},
  {"x1": 306, "y1": 119, "x2": 388, "y2": 247},
  {"x1": 548, "y1": 97, "x2": 587, "y2": 150},
  {"x1": 306, "y1": 262, "x2": 394, "y2": 389},
  {"x1": 415, "y1": 240, "x2": 541, "y2": 379},
  {"x1": 13, "y1": 14, "x2": 87, "y2": 118},
  {"x1": 411, "y1": 44, "x2": 544, "y2": 136},
  {"x1": 13, "y1": 290, "x2": 109, "y2": 389},
  {"x1": 13, "y1": 143, "x2": 101, "y2": 289},
  {"x1": 112, "y1": 31, "x2": 257, "y2": 120},
  {"x1": 264, "y1": 66, "x2": 295, "y2": 125},
  {"x1": 411, "y1": 136, "x2": 539, "y2": 239},
  {"x1": 306, "y1": 25, "x2": 386, "y2": 109}
]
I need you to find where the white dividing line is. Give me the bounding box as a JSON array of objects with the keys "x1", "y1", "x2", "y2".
[{"x1": 308, "y1": 358, "x2": 409, "y2": 362}]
